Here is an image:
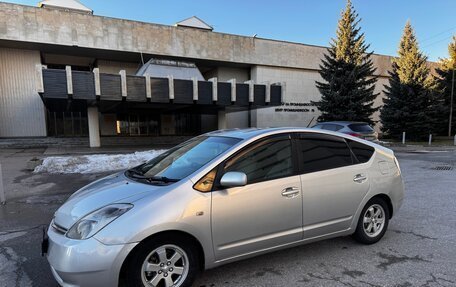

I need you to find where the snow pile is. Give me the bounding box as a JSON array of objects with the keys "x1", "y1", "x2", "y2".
[{"x1": 34, "y1": 150, "x2": 167, "y2": 174}]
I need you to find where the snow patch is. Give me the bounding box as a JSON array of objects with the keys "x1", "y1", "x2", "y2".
[{"x1": 34, "y1": 150, "x2": 167, "y2": 174}]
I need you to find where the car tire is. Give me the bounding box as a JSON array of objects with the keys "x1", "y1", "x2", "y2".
[
  {"x1": 353, "y1": 197, "x2": 390, "y2": 244},
  {"x1": 123, "y1": 234, "x2": 200, "y2": 287}
]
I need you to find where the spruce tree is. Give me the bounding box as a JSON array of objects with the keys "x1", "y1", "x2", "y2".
[
  {"x1": 380, "y1": 22, "x2": 435, "y2": 140},
  {"x1": 434, "y1": 36, "x2": 456, "y2": 136},
  {"x1": 314, "y1": 0, "x2": 378, "y2": 125}
]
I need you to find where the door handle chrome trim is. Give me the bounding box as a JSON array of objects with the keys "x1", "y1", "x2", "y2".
[
  {"x1": 281, "y1": 187, "x2": 300, "y2": 198},
  {"x1": 353, "y1": 174, "x2": 367, "y2": 183}
]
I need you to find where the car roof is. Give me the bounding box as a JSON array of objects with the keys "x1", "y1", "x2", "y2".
[
  {"x1": 203, "y1": 127, "x2": 392, "y2": 155},
  {"x1": 315, "y1": 121, "x2": 369, "y2": 126},
  {"x1": 204, "y1": 127, "x2": 292, "y2": 140},
  {"x1": 205, "y1": 127, "x2": 354, "y2": 140}
]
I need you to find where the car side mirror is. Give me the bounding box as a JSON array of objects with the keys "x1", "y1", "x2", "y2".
[{"x1": 220, "y1": 171, "x2": 247, "y2": 188}]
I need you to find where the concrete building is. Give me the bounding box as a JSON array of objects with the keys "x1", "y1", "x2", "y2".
[{"x1": 0, "y1": 1, "x2": 395, "y2": 147}]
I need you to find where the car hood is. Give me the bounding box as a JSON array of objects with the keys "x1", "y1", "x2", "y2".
[{"x1": 53, "y1": 172, "x2": 159, "y2": 229}]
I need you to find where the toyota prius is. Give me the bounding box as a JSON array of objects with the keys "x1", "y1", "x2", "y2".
[{"x1": 43, "y1": 127, "x2": 404, "y2": 287}]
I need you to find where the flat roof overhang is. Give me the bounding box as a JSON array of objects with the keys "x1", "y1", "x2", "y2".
[{"x1": 38, "y1": 68, "x2": 282, "y2": 112}]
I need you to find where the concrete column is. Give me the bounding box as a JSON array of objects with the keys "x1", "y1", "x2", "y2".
[
  {"x1": 264, "y1": 81, "x2": 270, "y2": 103},
  {"x1": 218, "y1": 109, "x2": 227, "y2": 130},
  {"x1": 209, "y1": 77, "x2": 218, "y2": 102},
  {"x1": 119, "y1": 70, "x2": 127, "y2": 98},
  {"x1": 87, "y1": 106, "x2": 101, "y2": 148},
  {"x1": 228, "y1": 79, "x2": 236, "y2": 102},
  {"x1": 191, "y1": 77, "x2": 198, "y2": 101},
  {"x1": 93, "y1": 68, "x2": 101, "y2": 96},
  {"x1": 281, "y1": 81, "x2": 287, "y2": 102},
  {"x1": 35, "y1": 64, "x2": 44, "y2": 93},
  {"x1": 65, "y1": 65, "x2": 73, "y2": 95},
  {"x1": 145, "y1": 75, "x2": 151, "y2": 99},
  {"x1": 244, "y1": 80, "x2": 254, "y2": 103},
  {"x1": 168, "y1": 75, "x2": 174, "y2": 100}
]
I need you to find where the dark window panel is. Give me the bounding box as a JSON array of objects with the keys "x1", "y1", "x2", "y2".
[
  {"x1": 174, "y1": 79, "x2": 194, "y2": 104},
  {"x1": 198, "y1": 81, "x2": 213, "y2": 105},
  {"x1": 150, "y1": 77, "x2": 170, "y2": 103},
  {"x1": 225, "y1": 137, "x2": 293, "y2": 184},
  {"x1": 43, "y1": 69, "x2": 68, "y2": 99},
  {"x1": 100, "y1": 74, "x2": 122, "y2": 101},
  {"x1": 235, "y1": 83, "x2": 249, "y2": 106},
  {"x1": 254, "y1": 85, "x2": 266, "y2": 105},
  {"x1": 217, "y1": 82, "x2": 231, "y2": 106},
  {"x1": 72, "y1": 71, "x2": 95, "y2": 100},
  {"x1": 298, "y1": 134, "x2": 353, "y2": 174},
  {"x1": 270, "y1": 85, "x2": 282, "y2": 105},
  {"x1": 126, "y1": 76, "x2": 146, "y2": 102},
  {"x1": 347, "y1": 140, "x2": 375, "y2": 163}
]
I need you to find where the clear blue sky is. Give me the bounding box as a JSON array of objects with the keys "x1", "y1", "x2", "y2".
[{"x1": 4, "y1": 0, "x2": 456, "y2": 61}]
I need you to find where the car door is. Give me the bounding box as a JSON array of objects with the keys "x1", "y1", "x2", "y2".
[
  {"x1": 296, "y1": 133, "x2": 370, "y2": 239},
  {"x1": 211, "y1": 134, "x2": 303, "y2": 261}
]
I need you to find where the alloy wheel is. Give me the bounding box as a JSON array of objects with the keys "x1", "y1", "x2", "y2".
[
  {"x1": 362, "y1": 204, "x2": 386, "y2": 238},
  {"x1": 141, "y1": 244, "x2": 189, "y2": 287}
]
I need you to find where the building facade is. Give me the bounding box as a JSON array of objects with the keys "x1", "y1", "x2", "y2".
[{"x1": 0, "y1": 2, "x2": 395, "y2": 146}]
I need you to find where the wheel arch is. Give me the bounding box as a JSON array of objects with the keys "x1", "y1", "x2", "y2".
[
  {"x1": 118, "y1": 230, "x2": 205, "y2": 286},
  {"x1": 369, "y1": 193, "x2": 394, "y2": 219}
]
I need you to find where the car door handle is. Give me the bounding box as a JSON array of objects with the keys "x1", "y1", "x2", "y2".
[
  {"x1": 353, "y1": 174, "x2": 367, "y2": 183},
  {"x1": 281, "y1": 187, "x2": 300, "y2": 198}
]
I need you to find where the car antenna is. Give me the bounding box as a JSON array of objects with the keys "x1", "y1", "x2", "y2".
[{"x1": 306, "y1": 116, "x2": 315, "y2": 127}]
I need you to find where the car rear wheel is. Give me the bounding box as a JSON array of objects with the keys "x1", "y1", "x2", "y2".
[
  {"x1": 124, "y1": 235, "x2": 199, "y2": 287},
  {"x1": 353, "y1": 197, "x2": 390, "y2": 244}
]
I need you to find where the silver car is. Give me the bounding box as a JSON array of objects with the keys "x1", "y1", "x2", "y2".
[
  {"x1": 43, "y1": 128, "x2": 404, "y2": 287},
  {"x1": 312, "y1": 121, "x2": 379, "y2": 141}
]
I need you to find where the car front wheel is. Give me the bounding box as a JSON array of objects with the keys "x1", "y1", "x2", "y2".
[
  {"x1": 353, "y1": 197, "x2": 390, "y2": 244},
  {"x1": 124, "y1": 235, "x2": 199, "y2": 287}
]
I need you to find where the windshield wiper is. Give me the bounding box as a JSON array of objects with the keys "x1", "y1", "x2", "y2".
[
  {"x1": 145, "y1": 176, "x2": 179, "y2": 183},
  {"x1": 127, "y1": 168, "x2": 145, "y2": 178},
  {"x1": 126, "y1": 170, "x2": 179, "y2": 183}
]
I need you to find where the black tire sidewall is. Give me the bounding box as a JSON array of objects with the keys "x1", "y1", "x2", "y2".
[
  {"x1": 124, "y1": 235, "x2": 200, "y2": 287},
  {"x1": 353, "y1": 197, "x2": 390, "y2": 244}
]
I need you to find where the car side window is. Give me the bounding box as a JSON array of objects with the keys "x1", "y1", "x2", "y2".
[
  {"x1": 224, "y1": 136, "x2": 294, "y2": 184},
  {"x1": 347, "y1": 139, "x2": 375, "y2": 163},
  {"x1": 298, "y1": 133, "x2": 353, "y2": 174}
]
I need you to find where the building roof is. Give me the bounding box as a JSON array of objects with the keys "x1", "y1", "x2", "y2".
[
  {"x1": 38, "y1": 0, "x2": 92, "y2": 14},
  {"x1": 175, "y1": 16, "x2": 213, "y2": 31}
]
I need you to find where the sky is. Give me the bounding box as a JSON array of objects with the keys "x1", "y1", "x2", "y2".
[{"x1": 4, "y1": 0, "x2": 456, "y2": 62}]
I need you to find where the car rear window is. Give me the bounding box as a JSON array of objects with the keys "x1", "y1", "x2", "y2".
[
  {"x1": 347, "y1": 140, "x2": 375, "y2": 163},
  {"x1": 348, "y1": 123, "x2": 374, "y2": 132}
]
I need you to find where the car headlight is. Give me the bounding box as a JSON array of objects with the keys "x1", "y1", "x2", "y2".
[{"x1": 66, "y1": 203, "x2": 133, "y2": 240}]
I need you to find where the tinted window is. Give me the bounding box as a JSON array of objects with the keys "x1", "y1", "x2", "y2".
[
  {"x1": 347, "y1": 140, "x2": 375, "y2": 163},
  {"x1": 298, "y1": 134, "x2": 353, "y2": 174},
  {"x1": 348, "y1": 123, "x2": 374, "y2": 132},
  {"x1": 224, "y1": 136, "x2": 293, "y2": 184}
]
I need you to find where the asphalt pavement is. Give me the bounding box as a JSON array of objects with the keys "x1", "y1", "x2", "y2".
[{"x1": 0, "y1": 150, "x2": 455, "y2": 287}]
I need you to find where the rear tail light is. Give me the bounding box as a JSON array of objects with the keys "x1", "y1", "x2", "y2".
[{"x1": 346, "y1": 132, "x2": 362, "y2": 137}]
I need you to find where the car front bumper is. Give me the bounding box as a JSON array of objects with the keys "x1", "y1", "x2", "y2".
[{"x1": 46, "y1": 225, "x2": 137, "y2": 287}]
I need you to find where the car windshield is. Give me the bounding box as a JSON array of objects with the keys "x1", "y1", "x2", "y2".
[
  {"x1": 348, "y1": 123, "x2": 374, "y2": 133},
  {"x1": 126, "y1": 136, "x2": 240, "y2": 183}
]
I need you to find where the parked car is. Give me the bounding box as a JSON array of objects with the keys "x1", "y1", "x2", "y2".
[
  {"x1": 312, "y1": 121, "x2": 378, "y2": 141},
  {"x1": 43, "y1": 128, "x2": 404, "y2": 287}
]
